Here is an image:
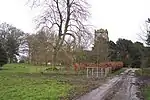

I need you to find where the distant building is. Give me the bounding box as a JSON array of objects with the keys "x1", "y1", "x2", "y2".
[
  {"x1": 81, "y1": 28, "x2": 110, "y2": 63},
  {"x1": 95, "y1": 28, "x2": 109, "y2": 42},
  {"x1": 92, "y1": 28, "x2": 109, "y2": 63}
]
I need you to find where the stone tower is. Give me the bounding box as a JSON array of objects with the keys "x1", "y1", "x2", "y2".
[
  {"x1": 92, "y1": 28, "x2": 109, "y2": 63},
  {"x1": 95, "y1": 28, "x2": 109, "y2": 41}
]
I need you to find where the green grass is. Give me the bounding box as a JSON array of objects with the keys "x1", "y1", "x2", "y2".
[
  {"x1": 108, "y1": 68, "x2": 126, "y2": 77},
  {"x1": 0, "y1": 64, "x2": 128, "y2": 100},
  {"x1": 112, "y1": 68, "x2": 126, "y2": 75},
  {"x1": 0, "y1": 64, "x2": 104, "y2": 100},
  {"x1": 135, "y1": 68, "x2": 150, "y2": 77},
  {"x1": 0, "y1": 64, "x2": 72, "y2": 100},
  {"x1": 3, "y1": 63, "x2": 50, "y2": 73},
  {"x1": 143, "y1": 86, "x2": 150, "y2": 100}
]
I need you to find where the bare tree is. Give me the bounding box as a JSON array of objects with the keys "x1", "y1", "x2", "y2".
[
  {"x1": 138, "y1": 19, "x2": 150, "y2": 45},
  {"x1": 28, "y1": 0, "x2": 92, "y2": 65},
  {"x1": 26, "y1": 30, "x2": 56, "y2": 65}
]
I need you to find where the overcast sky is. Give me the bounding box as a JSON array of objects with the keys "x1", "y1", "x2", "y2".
[{"x1": 0, "y1": 0, "x2": 150, "y2": 43}]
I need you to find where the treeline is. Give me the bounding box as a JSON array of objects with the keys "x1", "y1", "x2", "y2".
[
  {"x1": 74, "y1": 38, "x2": 150, "y2": 68},
  {"x1": 0, "y1": 23, "x2": 25, "y2": 67},
  {"x1": 0, "y1": 22, "x2": 92, "y2": 67},
  {"x1": 25, "y1": 30, "x2": 77, "y2": 66},
  {"x1": 108, "y1": 39, "x2": 149, "y2": 68},
  {"x1": 1, "y1": 18, "x2": 150, "y2": 68},
  {"x1": 1, "y1": 0, "x2": 150, "y2": 69}
]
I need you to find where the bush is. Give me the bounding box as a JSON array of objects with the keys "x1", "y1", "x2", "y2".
[
  {"x1": 19, "y1": 60, "x2": 25, "y2": 63},
  {"x1": 45, "y1": 67, "x2": 59, "y2": 71}
]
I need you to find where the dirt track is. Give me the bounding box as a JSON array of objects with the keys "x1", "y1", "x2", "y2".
[{"x1": 76, "y1": 69, "x2": 140, "y2": 100}]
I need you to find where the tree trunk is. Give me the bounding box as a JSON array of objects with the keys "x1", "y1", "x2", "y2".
[
  {"x1": 53, "y1": 49, "x2": 58, "y2": 67},
  {"x1": 45, "y1": 54, "x2": 48, "y2": 66}
]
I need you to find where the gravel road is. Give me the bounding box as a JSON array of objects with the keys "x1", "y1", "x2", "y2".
[{"x1": 76, "y1": 69, "x2": 140, "y2": 100}]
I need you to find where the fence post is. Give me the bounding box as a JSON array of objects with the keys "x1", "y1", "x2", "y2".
[
  {"x1": 97, "y1": 67, "x2": 98, "y2": 77},
  {"x1": 92, "y1": 68, "x2": 94, "y2": 77},
  {"x1": 87, "y1": 67, "x2": 88, "y2": 78}
]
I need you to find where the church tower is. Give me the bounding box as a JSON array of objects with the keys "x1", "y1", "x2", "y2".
[
  {"x1": 95, "y1": 28, "x2": 109, "y2": 41},
  {"x1": 92, "y1": 28, "x2": 109, "y2": 63}
]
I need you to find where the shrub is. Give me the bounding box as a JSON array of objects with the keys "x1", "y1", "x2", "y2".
[{"x1": 19, "y1": 60, "x2": 25, "y2": 63}]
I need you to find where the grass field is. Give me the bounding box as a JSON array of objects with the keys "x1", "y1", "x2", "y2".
[
  {"x1": 143, "y1": 87, "x2": 150, "y2": 100},
  {"x1": 0, "y1": 64, "x2": 73, "y2": 100},
  {"x1": 0, "y1": 64, "x2": 104, "y2": 100},
  {"x1": 141, "y1": 69, "x2": 150, "y2": 100},
  {"x1": 0, "y1": 64, "x2": 125, "y2": 100}
]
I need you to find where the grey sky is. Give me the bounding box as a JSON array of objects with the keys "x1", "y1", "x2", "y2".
[{"x1": 0, "y1": 0, "x2": 149, "y2": 43}]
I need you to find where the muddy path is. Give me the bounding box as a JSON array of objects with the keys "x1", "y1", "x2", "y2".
[{"x1": 75, "y1": 69, "x2": 140, "y2": 100}]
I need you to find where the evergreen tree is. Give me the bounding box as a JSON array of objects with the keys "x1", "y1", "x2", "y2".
[{"x1": 0, "y1": 43, "x2": 8, "y2": 67}]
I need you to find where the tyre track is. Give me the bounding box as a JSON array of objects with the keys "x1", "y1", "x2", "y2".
[{"x1": 75, "y1": 69, "x2": 140, "y2": 100}]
